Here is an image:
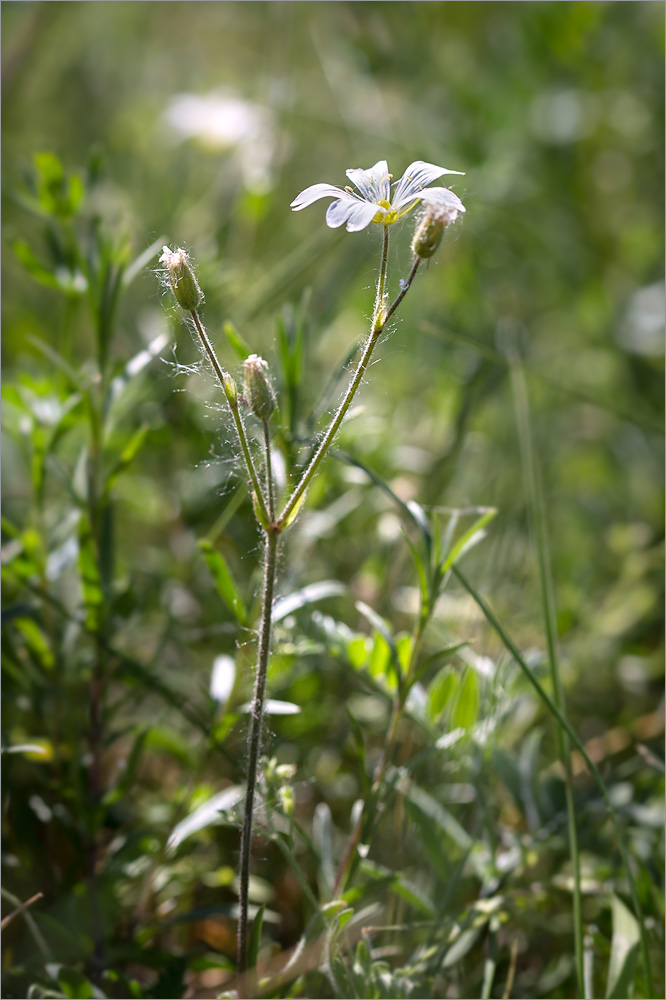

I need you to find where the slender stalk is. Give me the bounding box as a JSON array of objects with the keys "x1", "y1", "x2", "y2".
[
  {"x1": 510, "y1": 360, "x2": 584, "y2": 997},
  {"x1": 237, "y1": 528, "x2": 279, "y2": 979},
  {"x1": 263, "y1": 419, "x2": 275, "y2": 523},
  {"x1": 277, "y1": 230, "x2": 421, "y2": 531},
  {"x1": 190, "y1": 308, "x2": 270, "y2": 527},
  {"x1": 237, "y1": 233, "x2": 424, "y2": 973},
  {"x1": 453, "y1": 565, "x2": 654, "y2": 999}
]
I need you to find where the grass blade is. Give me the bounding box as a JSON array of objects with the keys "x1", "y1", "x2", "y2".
[{"x1": 453, "y1": 565, "x2": 654, "y2": 998}]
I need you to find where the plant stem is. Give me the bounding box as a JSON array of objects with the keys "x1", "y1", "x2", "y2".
[
  {"x1": 277, "y1": 230, "x2": 422, "y2": 531},
  {"x1": 237, "y1": 234, "x2": 423, "y2": 972},
  {"x1": 453, "y1": 565, "x2": 655, "y2": 1000},
  {"x1": 237, "y1": 528, "x2": 279, "y2": 980},
  {"x1": 263, "y1": 419, "x2": 275, "y2": 523},
  {"x1": 510, "y1": 359, "x2": 584, "y2": 998},
  {"x1": 190, "y1": 308, "x2": 270, "y2": 527}
]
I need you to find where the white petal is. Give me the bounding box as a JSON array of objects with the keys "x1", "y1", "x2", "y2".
[
  {"x1": 346, "y1": 160, "x2": 390, "y2": 202},
  {"x1": 419, "y1": 187, "x2": 466, "y2": 214},
  {"x1": 325, "y1": 197, "x2": 380, "y2": 231},
  {"x1": 392, "y1": 160, "x2": 464, "y2": 210},
  {"x1": 290, "y1": 182, "x2": 345, "y2": 210}
]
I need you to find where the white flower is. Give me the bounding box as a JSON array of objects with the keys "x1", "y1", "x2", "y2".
[
  {"x1": 290, "y1": 159, "x2": 465, "y2": 232},
  {"x1": 163, "y1": 90, "x2": 277, "y2": 193}
]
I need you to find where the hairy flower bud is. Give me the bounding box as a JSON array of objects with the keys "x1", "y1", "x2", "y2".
[
  {"x1": 411, "y1": 188, "x2": 465, "y2": 260},
  {"x1": 160, "y1": 246, "x2": 203, "y2": 311},
  {"x1": 243, "y1": 354, "x2": 276, "y2": 422},
  {"x1": 223, "y1": 373, "x2": 238, "y2": 408},
  {"x1": 411, "y1": 216, "x2": 446, "y2": 260}
]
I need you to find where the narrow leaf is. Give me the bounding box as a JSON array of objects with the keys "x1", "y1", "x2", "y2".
[
  {"x1": 224, "y1": 320, "x2": 251, "y2": 361},
  {"x1": 442, "y1": 508, "x2": 497, "y2": 573},
  {"x1": 606, "y1": 894, "x2": 640, "y2": 999},
  {"x1": 355, "y1": 600, "x2": 401, "y2": 684},
  {"x1": 167, "y1": 786, "x2": 242, "y2": 851},
  {"x1": 199, "y1": 539, "x2": 247, "y2": 624},
  {"x1": 272, "y1": 580, "x2": 346, "y2": 622},
  {"x1": 247, "y1": 903, "x2": 266, "y2": 971},
  {"x1": 451, "y1": 668, "x2": 480, "y2": 731}
]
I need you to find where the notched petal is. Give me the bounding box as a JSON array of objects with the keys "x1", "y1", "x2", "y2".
[{"x1": 392, "y1": 160, "x2": 465, "y2": 209}]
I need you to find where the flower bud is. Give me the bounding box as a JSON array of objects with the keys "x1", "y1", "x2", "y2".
[
  {"x1": 159, "y1": 246, "x2": 203, "y2": 311},
  {"x1": 411, "y1": 215, "x2": 445, "y2": 260},
  {"x1": 411, "y1": 188, "x2": 465, "y2": 260},
  {"x1": 243, "y1": 354, "x2": 276, "y2": 422},
  {"x1": 223, "y1": 373, "x2": 238, "y2": 409}
]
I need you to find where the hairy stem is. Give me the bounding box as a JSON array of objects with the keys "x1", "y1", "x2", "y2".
[
  {"x1": 190, "y1": 308, "x2": 270, "y2": 526},
  {"x1": 237, "y1": 234, "x2": 423, "y2": 974},
  {"x1": 277, "y1": 229, "x2": 420, "y2": 531},
  {"x1": 237, "y1": 529, "x2": 279, "y2": 979}
]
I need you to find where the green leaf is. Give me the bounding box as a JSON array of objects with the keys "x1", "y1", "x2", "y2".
[
  {"x1": 441, "y1": 508, "x2": 497, "y2": 574},
  {"x1": 282, "y1": 490, "x2": 306, "y2": 530},
  {"x1": 14, "y1": 241, "x2": 61, "y2": 290},
  {"x1": 606, "y1": 894, "x2": 640, "y2": 999},
  {"x1": 198, "y1": 539, "x2": 247, "y2": 625},
  {"x1": 330, "y1": 955, "x2": 356, "y2": 1000},
  {"x1": 272, "y1": 580, "x2": 346, "y2": 622},
  {"x1": 441, "y1": 921, "x2": 487, "y2": 970},
  {"x1": 451, "y1": 668, "x2": 480, "y2": 731},
  {"x1": 57, "y1": 965, "x2": 99, "y2": 999},
  {"x1": 426, "y1": 666, "x2": 458, "y2": 724},
  {"x1": 167, "y1": 786, "x2": 243, "y2": 851},
  {"x1": 360, "y1": 860, "x2": 434, "y2": 917},
  {"x1": 354, "y1": 939, "x2": 372, "y2": 981},
  {"x1": 27, "y1": 336, "x2": 84, "y2": 387},
  {"x1": 398, "y1": 777, "x2": 473, "y2": 853},
  {"x1": 313, "y1": 802, "x2": 335, "y2": 896},
  {"x1": 401, "y1": 526, "x2": 430, "y2": 620},
  {"x1": 13, "y1": 617, "x2": 55, "y2": 670},
  {"x1": 224, "y1": 320, "x2": 251, "y2": 361},
  {"x1": 334, "y1": 449, "x2": 432, "y2": 550},
  {"x1": 103, "y1": 729, "x2": 148, "y2": 805},
  {"x1": 355, "y1": 600, "x2": 401, "y2": 688},
  {"x1": 247, "y1": 903, "x2": 265, "y2": 971},
  {"x1": 104, "y1": 424, "x2": 150, "y2": 493},
  {"x1": 252, "y1": 488, "x2": 271, "y2": 530}
]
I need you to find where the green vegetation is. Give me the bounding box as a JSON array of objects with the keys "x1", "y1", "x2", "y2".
[{"x1": 2, "y1": 4, "x2": 663, "y2": 999}]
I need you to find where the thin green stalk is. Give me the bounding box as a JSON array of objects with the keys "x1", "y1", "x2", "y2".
[
  {"x1": 190, "y1": 308, "x2": 270, "y2": 527},
  {"x1": 453, "y1": 565, "x2": 654, "y2": 999},
  {"x1": 263, "y1": 419, "x2": 275, "y2": 523},
  {"x1": 277, "y1": 230, "x2": 420, "y2": 530},
  {"x1": 237, "y1": 233, "x2": 423, "y2": 969},
  {"x1": 237, "y1": 528, "x2": 279, "y2": 980},
  {"x1": 510, "y1": 360, "x2": 584, "y2": 997}
]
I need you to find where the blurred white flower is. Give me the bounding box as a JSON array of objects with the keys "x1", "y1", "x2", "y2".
[
  {"x1": 164, "y1": 90, "x2": 277, "y2": 193},
  {"x1": 290, "y1": 159, "x2": 464, "y2": 232}
]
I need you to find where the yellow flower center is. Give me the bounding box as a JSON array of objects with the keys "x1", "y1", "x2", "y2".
[{"x1": 372, "y1": 198, "x2": 420, "y2": 226}]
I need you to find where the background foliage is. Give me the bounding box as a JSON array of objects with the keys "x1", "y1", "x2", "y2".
[{"x1": 2, "y1": 3, "x2": 663, "y2": 999}]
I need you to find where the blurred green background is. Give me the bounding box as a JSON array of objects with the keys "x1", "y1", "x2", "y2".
[{"x1": 2, "y1": 3, "x2": 664, "y2": 999}]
